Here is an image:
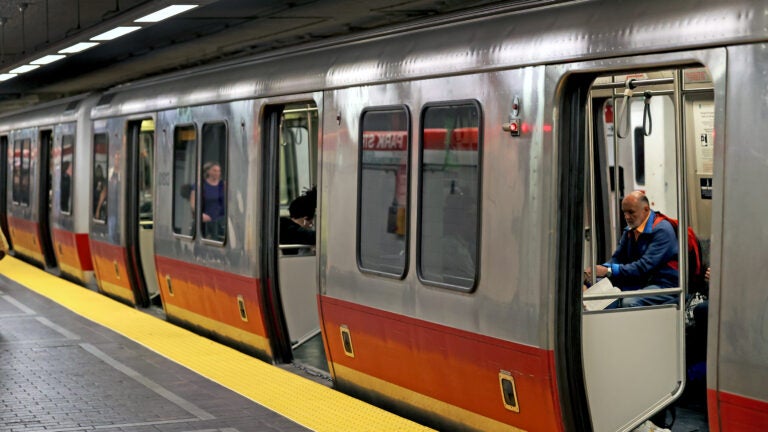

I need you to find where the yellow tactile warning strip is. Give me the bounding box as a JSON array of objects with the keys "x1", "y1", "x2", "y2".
[{"x1": 0, "y1": 257, "x2": 434, "y2": 432}]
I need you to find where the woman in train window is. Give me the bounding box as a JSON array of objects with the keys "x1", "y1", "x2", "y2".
[
  {"x1": 195, "y1": 161, "x2": 226, "y2": 241},
  {"x1": 279, "y1": 187, "x2": 316, "y2": 255},
  {"x1": 93, "y1": 165, "x2": 107, "y2": 220}
]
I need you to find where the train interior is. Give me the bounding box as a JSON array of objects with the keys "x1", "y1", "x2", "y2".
[
  {"x1": 581, "y1": 67, "x2": 713, "y2": 431},
  {"x1": 270, "y1": 102, "x2": 328, "y2": 374}
]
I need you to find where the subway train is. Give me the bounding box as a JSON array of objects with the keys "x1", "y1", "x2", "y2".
[{"x1": 2, "y1": 0, "x2": 768, "y2": 430}]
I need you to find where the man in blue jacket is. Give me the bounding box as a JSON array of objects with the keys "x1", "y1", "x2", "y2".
[{"x1": 585, "y1": 191, "x2": 679, "y2": 307}]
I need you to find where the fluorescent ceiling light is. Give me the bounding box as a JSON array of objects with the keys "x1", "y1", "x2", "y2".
[
  {"x1": 59, "y1": 42, "x2": 99, "y2": 53},
  {"x1": 91, "y1": 26, "x2": 141, "y2": 41},
  {"x1": 31, "y1": 54, "x2": 66, "y2": 65},
  {"x1": 0, "y1": 74, "x2": 17, "y2": 81},
  {"x1": 10, "y1": 65, "x2": 40, "y2": 74},
  {"x1": 135, "y1": 4, "x2": 198, "y2": 22}
]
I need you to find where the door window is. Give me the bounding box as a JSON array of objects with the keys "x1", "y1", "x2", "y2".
[
  {"x1": 92, "y1": 133, "x2": 109, "y2": 222},
  {"x1": 172, "y1": 125, "x2": 197, "y2": 237}
]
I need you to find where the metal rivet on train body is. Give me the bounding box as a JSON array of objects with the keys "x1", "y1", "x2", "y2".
[
  {"x1": 165, "y1": 275, "x2": 173, "y2": 296},
  {"x1": 237, "y1": 295, "x2": 248, "y2": 322},
  {"x1": 340, "y1": 325, "x2": 354, "y2": 358},
  {"x1": 499, "y1": 370, "x2": 520, "y2": 413}
]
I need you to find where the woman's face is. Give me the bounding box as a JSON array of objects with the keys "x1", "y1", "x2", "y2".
[{"x1": 207, "y1": 164, "x2": 221, "y2": 182}]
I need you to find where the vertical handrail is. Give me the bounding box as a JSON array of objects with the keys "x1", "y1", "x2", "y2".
[
  {"x1": 612, "y1": 88, "x2": 621, "y2": 245},
  {"x1": 586, "y1": 93, "x2": 597, "y2": 286},
  {"x1": 673, "y1": 68, "x2": 688, "y2": 395}
]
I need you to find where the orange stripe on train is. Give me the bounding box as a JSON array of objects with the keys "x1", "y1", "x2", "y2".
[{"x1": 320, "y1": 295, "x2": 562, "y2": 431}]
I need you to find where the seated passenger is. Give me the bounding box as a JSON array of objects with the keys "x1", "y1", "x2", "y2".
[
  {"x1": 279, "y1": 187, "x2": 317, "y2": 255},
  {"x1": 584, "y1": 191, "x2": 679, "y2": 307}
]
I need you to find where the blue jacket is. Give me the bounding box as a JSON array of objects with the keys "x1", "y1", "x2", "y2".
[{"x1": 605, "y1": 210, "x2": 679, "y2": 291}]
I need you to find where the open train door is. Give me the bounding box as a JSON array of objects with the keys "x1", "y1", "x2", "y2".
[
  {"x1": 125, "y1": 119, "x2": 159, "y2": 307},
  {"x1": 557, "y1": 59, "x2": 721, "y2": 432},
  {"x1": 261, "y1": 101, "x2": 327, "y2": 372},
  {"x1": 0, "y1": 135, "x2": 10, "y2": 249},
  {"x1": 39, "y1": 129, "x2": 58, "y2": 269}
]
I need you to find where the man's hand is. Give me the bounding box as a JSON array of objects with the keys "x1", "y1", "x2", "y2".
[{"x1": 584, "y1": 265, "x2": 610, "y2": 282}]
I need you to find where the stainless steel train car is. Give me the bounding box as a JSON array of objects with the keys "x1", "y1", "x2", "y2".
[
  {"x1": 2, "y1": 0, "x2": 768, "y2": 430},
  {"x1": 0, "y1": 95, "x2": 98, "y2": 284}
]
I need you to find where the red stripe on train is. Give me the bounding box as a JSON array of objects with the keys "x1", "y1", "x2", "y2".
[
  {"x1": 319, "y1": 295, "x2": 562, "y2": 431},
  {"x1": 51, "y1": 228, "x2": 94, "y2": 273},
  {"x1": 75, "y1": 233, "x2": 94, "y2": 271},
  {"x1": 154, "y1": 255, "x2": 269, "y2": 338},
  {"x1": 709, "y1": 388, "x2": 768, "y2": 431}
]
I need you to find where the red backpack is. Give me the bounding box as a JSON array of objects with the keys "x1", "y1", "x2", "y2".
[{"x1": 653, "y1": 211, "x2": 705, "y2": 293}]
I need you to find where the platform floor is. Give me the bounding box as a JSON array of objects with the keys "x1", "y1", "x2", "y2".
[{"x1": 0, "y1": 256, "x2": 432, "y2": 432}]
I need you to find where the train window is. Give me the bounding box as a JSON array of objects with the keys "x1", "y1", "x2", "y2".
[
  {"x1": 172, "y1": 125, "x2": 197, "y2": 237},
  {"x1": 277, "y1": 104, "x2": 318, "y2": 256},
  {"x1": 279, "y1": 106, "x2": 317, "y2": 208},
  {"x1": 357, "y1": 106, "x2": 410, "y2": 277},
  {"x1": 417, "y1": 101, "x2": 482, "y2": 290},
  {"x1": 200, "y1": 122, "x2": 227, "y2": 243},
  {"x1": 14, "y1": 139, "x2": 32, "y2": 207},
  {"x1": 60, "y1": 134, "x2": 74, "y2": 214},
  {"x1": 92, "y1": 133, "x2": 109, "y2": 222},
  {"x1": 11, "y1": 139, "x2": 21, "y2": 205},
  {"x1": 138, "y1": 120, "x2": 154, "y2": 222}
]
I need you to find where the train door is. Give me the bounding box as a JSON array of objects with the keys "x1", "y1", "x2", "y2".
[
  {"x1": 262, "y1": 101, "x2": 326, "y2": 370},
  {"x1": 578, "y1": 67, "x2": 714, "y2": 431},
  {"x1": 0, "y1": 135, "x2": 10, "y2": 249},
  {"x1": 126, "y1": 119, "x2": 159, "y2": 307},
  {"x1": 39, "y1": 129, "x2": 57, "y2": 268}
]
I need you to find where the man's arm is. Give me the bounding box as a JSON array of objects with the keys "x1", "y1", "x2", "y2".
[{"x1": 610, "y1": 221, "x2": 678, "y2": 278}]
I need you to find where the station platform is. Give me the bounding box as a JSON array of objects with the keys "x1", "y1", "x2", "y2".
[{"x1": 0, "y1": 256, "x2": 433, "y2": 432}]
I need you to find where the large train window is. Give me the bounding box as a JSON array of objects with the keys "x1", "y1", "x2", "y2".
[
  {"x1": 12, "y1": 139, "x2": 31, "y2": 206},
  {"x1": 60, "y1": 134, "x2": 74, "y2": 214},
  {"x1": 357, "y1": 106, "x2": 410, "y2": 278},
  {"x1": 92, "y1": 133, "x2": 108, "y2": 222},
  {"x1": 14, "y1": 139, "x2": 28, "y2": 206},
  {"x1": 200, "y1": 122, "x2": 227, "y2": 243},
  {"x1": 172, "y1": 125, "x2": 197, "y2": 237},
  {"x1": 417, "y1": 101, "x2": 482, "y2": 291}
]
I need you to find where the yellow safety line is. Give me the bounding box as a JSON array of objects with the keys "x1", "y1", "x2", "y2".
[{"x1": 0, "y1": 257, "x2": 433, "y2": 432}]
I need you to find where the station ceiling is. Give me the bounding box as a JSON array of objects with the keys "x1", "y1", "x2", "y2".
[{"x1": 0, "y1": 0, "x2": 565, "y2": 115}]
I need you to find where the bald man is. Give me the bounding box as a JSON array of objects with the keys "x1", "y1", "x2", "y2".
[{"x1": 585, "y1": 191, "x2": 679, "y2": 307}]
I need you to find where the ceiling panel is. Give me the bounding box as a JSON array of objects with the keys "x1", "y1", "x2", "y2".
[{"x1": 0, "y1": 0, "x2": 567, "y2": 115}]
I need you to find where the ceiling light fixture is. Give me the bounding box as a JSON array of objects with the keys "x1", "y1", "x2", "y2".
[
  {"x1": 91, "y1": 26, "x2": 142, "y2": 41},
  {"x1": 0, "y1": 2, "x2": 206, "y2": 89},
  {"x1": 135, "y1": 4, "x2": 199, "y2": 23},
  {"x1": 59, "y1": 42, "x2": 100, "y2": 54},
  {"x1": 10, "y1": 64, "x2": 40, "y2": 74},
  {"x1": 31, "y1": 54, "x2": 66, "y2": 65}
]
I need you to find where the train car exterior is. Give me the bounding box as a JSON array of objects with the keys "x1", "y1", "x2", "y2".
[
  {"x1": 0, "y1": 95, "x2": 97, "y2": 284},
  {"x1": 2, "y1": 0, "x2": 768, "y2": 431}
]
